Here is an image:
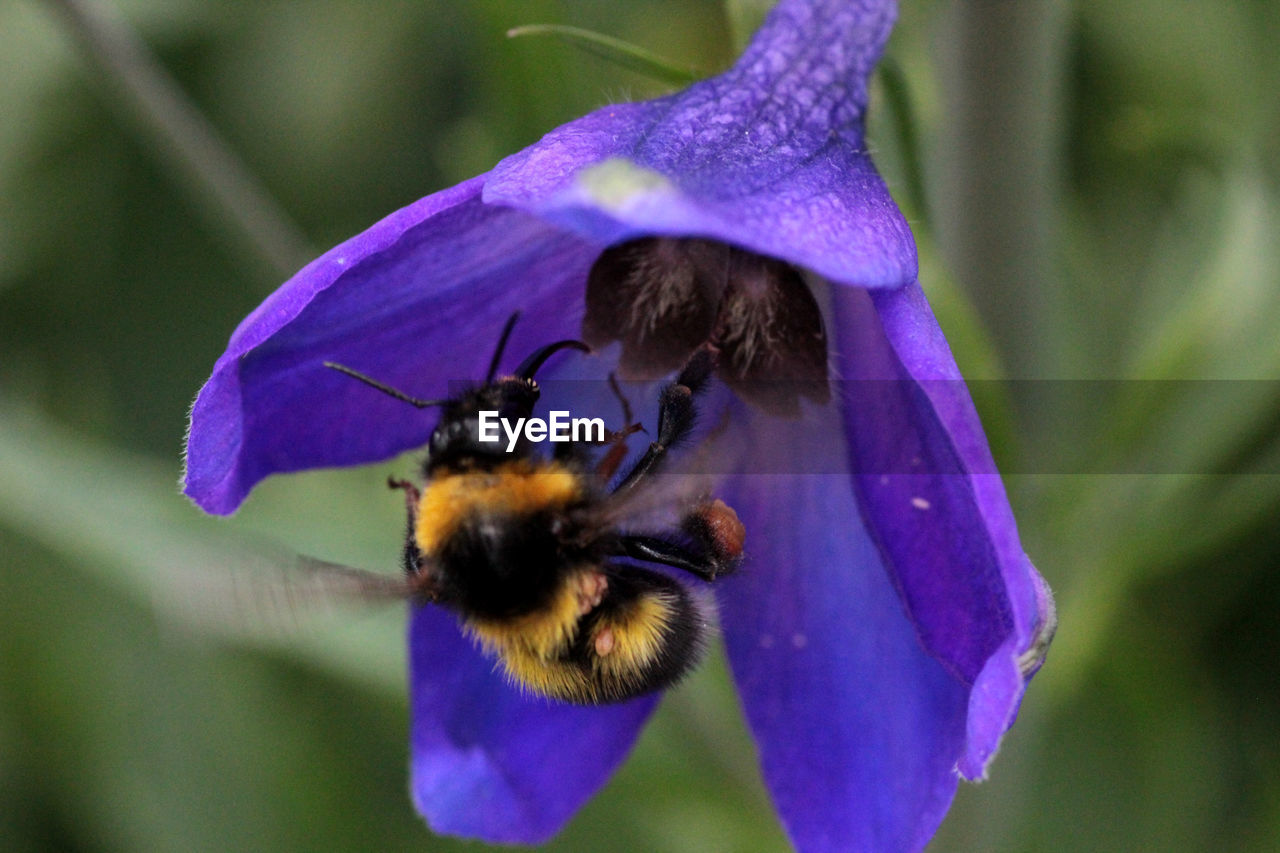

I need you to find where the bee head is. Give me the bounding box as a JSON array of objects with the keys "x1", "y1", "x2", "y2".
[
  {"x1": 426, "y1": 378, "x2": 539, "y2": 470},
  {"x1": 324, "y1": 315, "x2": 589, "y2": 472},
  {"x1": 425, "y1": 338, "x2": 589, "y2": 472}
]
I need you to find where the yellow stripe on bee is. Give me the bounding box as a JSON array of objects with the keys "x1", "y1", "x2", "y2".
[
  {"x1": 495, "y1": 645, "x2": 596, "y2": 702},
  {"x1": 465, "y1": 571, "x2": 587, "y2": 662},
  {"x1": 465, "y1": 569, "x2": 598, "y2": 702},
  {"x1": 467, "y1": 580, "x2": 679, "y2": 704},
  {"x1": 414, "y1": 461, "x2": 582, "y2": 555}
]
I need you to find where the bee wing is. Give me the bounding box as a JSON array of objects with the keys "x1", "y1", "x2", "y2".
[
  {"x1": 597, "y1": 469, "x2": 722, "y2": 528},
  {"x1": 151, "y1": 538, "x2": 415, "y2": 638},
  {"x1": 271, "y1": 553, "x2": 416, "y2": 610}
]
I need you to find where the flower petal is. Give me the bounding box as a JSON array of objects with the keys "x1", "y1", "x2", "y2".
[
  {"x1": 485, "y1": 0, "x2": 914, "y2": 290},
  {"x1": 407, "y1": 604, "x2": 658, "y2": 843},
  {"x1": 833, "y1": 282, "x2": 1053, "y2": 778},
  {"x1": 718, "y1": 405, "x2": 968, "y2": 852},
  {"x1": 184, "y1": 177, "x2": 600, "y2": 514}
]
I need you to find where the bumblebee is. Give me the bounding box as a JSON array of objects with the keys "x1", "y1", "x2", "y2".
[{"x1": 325, "y1": 316, "x2": 743, "y2": 704}]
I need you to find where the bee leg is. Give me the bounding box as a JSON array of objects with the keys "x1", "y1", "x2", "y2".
[
  {"x1": 556, "y1": 373, "x2": 642, "y2": 469},
  {"x1": 554, "y1": 420, "x2": 641, "y2": 468},
  {"x1": 607, "y1": 371, "x2": 636, "y2": 429},
  {"x1": 613, "y1": 499, "x2": 744, "y2": 581},
  {"x1": 388, "y1": 477, "x2": 421, "y2": 521},
  {"x1": 556, "y1": 372, "x2": 645, "y2": 475},
  {"x1": 681, "y1": 498, "x2": 745, "y2": 565},
  {"x1": 612, "y1": 533, "x2": 739, "y2": 581},
  {"x1": 388, "y1": 478, "x2": 426, "y2": 578},
  {"x1": 613, "y1": 346, "x2": 717, "y2": 494},
  {"x1": 592, "y1": 422, "x2": 644, "y2": 481}
]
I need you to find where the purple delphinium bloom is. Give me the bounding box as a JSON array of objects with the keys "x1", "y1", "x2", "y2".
[{"x1": 184, "y1": 0, "x2": 1054, "y2": 850}]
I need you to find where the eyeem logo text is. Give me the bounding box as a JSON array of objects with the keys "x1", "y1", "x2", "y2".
[{"x1": 478, "y1": 411, "x2": 606, "y2": 452}]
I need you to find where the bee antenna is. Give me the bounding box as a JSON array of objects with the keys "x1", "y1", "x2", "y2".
[
  {"x1": 485, "y1": 312, "x2": 521, "y2": 383},
  {"x1": 324, "y1": 362, "x2": 446, "y2": 408},
  {"x1": 514, "y1": 339, "x2": 591, "y2": 381}
]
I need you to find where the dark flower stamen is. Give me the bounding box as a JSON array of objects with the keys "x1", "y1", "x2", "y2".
[
  {"x1": 584, "y1": 238, "x2": 727, "y2": 377},
  {"x1": 584, "y1": 237, "x2": 830, "y2": 414}
]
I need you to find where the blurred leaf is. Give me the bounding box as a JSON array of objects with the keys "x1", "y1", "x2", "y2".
[
  {"x1": 1127, "y1": 170, "x2": 1280, "y2": 381},
  {"x1": 507, "y1": 24, "x2": 700, "y2": 86},
  {"x1": 1080, "y1": 0, "x2": 1258, "y2": 126},
  {"x1": 0, "y1": 530, "x2": 431, "y2": 853},
  {"x1": 41, "y1": 0, "x2": 311, "y2": 279}
]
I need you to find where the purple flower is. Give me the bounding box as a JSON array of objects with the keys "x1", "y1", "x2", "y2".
[{"x1": 184, "y1": 0, "x2": 1054, "y2": 850}]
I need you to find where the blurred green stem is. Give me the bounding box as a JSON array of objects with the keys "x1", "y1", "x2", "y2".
[
  {"x1": 41, "y1": 0, "x2": 312, "y2": 281},
  {"x1": 507, "y1": 24, "x2": 700, "y2": 86},
  {"x1": 934, "y1": 0, "x2": 1069, "y2": 379}
]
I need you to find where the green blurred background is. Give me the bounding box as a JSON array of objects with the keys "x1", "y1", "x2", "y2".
[{"x1": 3, "y1": 0, "x2": 1279, "y2": 849}]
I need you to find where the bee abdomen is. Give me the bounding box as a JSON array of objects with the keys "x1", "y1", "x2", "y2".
[
  {"x1": 488, "y1": 567, "x2": 709, "y2": 704},
  {"x1": 585, "y1": 568, "x2": 708, "y2": 697}
]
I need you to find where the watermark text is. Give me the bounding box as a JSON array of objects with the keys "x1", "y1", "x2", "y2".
[{"x1": 478, "y1": 411, "x2": 605, "y2": 451}]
